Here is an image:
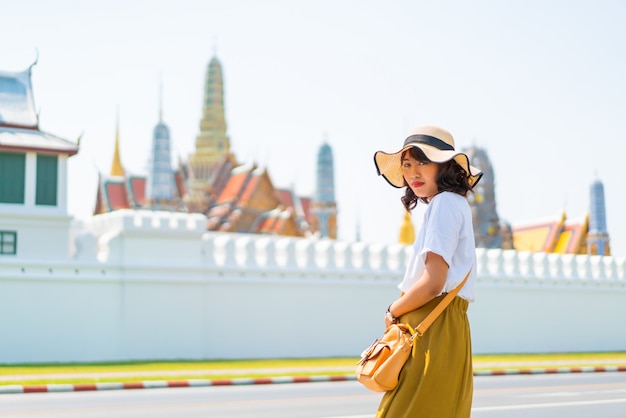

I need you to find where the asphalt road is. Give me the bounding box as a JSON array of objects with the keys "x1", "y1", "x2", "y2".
[{"x1": 0, "y1": 372, "x2": 625, "y2": 417}]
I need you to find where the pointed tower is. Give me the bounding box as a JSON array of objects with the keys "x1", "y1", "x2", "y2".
[
  {"x1": 145, "y1": 82, "x2": 176, "y2": 209},
  {"x1": 186, "y1": 55, "x2": 231, "y2": 212},
  {"x1": 110, "y1": 111, "x2": 124, "y2": 177},
  {"x1": 586, "y1": 177, "x2": 610, "y2": 255},
  {"x1": 398, "y1": 211, "x2": 415, "y2": 245},
  {"x1": 311, "y1": 142, "x2": 337, "y2": 239},
  {"x1": 464, "y1": 145, "x2": 509, "y2": 248}
]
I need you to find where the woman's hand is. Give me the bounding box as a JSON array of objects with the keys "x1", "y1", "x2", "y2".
[
  {"x1": 392, "y1": 252, "x2": 448, "y2": 315},
  {"x1": 384, "y1": 314, "x2": 393, "y2": 328},
  {"x1": 384, "y1": 303, "x2": 399, "y2": 328}
]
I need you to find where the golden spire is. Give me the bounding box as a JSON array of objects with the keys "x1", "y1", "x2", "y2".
[
  {"x1": 110, "y1": 108, "x2": 124, "y2": 177},
  {"x1": 399, "y1": 211, "x2": 415, "y2": 245}
]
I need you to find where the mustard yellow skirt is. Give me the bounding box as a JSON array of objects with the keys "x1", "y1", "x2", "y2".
[{"x1": 375, "y1": 295, "x2": 473, "y2": 418}]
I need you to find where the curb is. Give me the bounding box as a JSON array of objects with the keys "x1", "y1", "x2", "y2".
[
  {"x1": 2, "y1": 366, "x2": 626, "y2": 395},
  {"x1": 0, "y1": 375, "x2": 356, "y2": 395},
  {"x1": 474, "y1": 365, "x2": 626, "y2": 376}
]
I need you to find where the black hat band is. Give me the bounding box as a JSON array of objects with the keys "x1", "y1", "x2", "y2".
[{"x1": 404, "y1": 134, "x2": 454, "y2": 151}]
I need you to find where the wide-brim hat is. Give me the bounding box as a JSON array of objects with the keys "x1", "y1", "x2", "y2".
[{"x1": 374, "y1": 125, "x2": 483, "y2": 188}]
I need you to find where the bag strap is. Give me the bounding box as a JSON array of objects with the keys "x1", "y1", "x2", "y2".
[{"x1": 411, "y1": 268, "x2": 472, "y2": 338}]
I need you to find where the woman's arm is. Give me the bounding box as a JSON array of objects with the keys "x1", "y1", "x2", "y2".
[{"x1": 385, "y1": 252, "x2": 448, "y2": 326}]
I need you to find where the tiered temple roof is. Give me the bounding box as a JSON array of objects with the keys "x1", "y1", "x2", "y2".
[
  {"x1": 510, "y1": 213, "x2": 595, "y2": 255},
  {"x1": 0, "y1": 65, "x2": 78, "y2": 156},
  {"x1": 205, "y1": 161, "x2": 313, "y2": 236}
]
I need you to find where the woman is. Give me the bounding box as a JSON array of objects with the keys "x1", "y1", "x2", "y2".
[{"x1": 373, "y1": 125, "x2": 483, "y2": 418}]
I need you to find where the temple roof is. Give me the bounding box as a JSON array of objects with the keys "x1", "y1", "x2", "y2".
[
  {"x1": 250, "y1": 207, "x2": 293, "y2": 234},
  {"x1": 0, "y1": 68, "x2": 37, "y2": 128},
  {"x1": 512, "y1": 213, "x2": 566, "y2": 253},
  {"x1": 204, "y1": 162, "x2": 313, "y2": 236},
  {"x1": 553, "y1": 216, "x2": 588, "y2": 254},
  {"x1": 94, "y1": 170, "x2": 188, "y2": 215},
  {"x1": 0, "y1": 66, "x2": 78, "y2": 156},
  {"x1": 216, "y1": 167, "x2": 252, "y2": 205},
  {"x1": 94, "y1": 174, "x2": 146, "y2": 214},
  {"x1": 511, "y1": 212, "x2": 589, "y2": 254},
  {"x1": 0, "y1": 127, "x2": 79, "y2": 155},
  {"x1": 276, "y1": 188, "x2": 312, "y2": 234}
]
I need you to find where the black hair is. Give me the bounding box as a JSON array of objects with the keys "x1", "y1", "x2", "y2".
[{"x1": 400, "y1": 147, "x2": 473, "y2": 212}]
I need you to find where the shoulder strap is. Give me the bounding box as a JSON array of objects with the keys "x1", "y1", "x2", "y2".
[{"x1": 412, "y1": 268, "x2": 471, "y2": 338}]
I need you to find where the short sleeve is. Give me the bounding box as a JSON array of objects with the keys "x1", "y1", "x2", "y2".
[{"x1": 419, "y1": 193, "x2": 462, "y2": 267}]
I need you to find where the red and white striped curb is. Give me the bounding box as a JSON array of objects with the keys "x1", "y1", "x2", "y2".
[
  {"x1": 474, "y1": 365, "x2": 626, "y2": 376},
  {"x1": 2, "y1": 366, "x2": 626, "y2": 394},
  {"x1": 0, "y1": 375, "x2": 356, "y2": 394}
]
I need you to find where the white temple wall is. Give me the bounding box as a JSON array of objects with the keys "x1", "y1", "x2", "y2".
[
  {"x1": 0, "y1": 212, "x2": 73, "y2": 260},
  {"x1": 468, "y1": 249, "x2": 626, "y2": 354},
  {"x1": 0, "y1": 265, "x2": 122, "y2": 363},
  {"x1": 0, "y1": 210, "x2": 625, "y2": 363},
  {"x1": 469, "y1": 283, "x2": 623, "y2": 354}
]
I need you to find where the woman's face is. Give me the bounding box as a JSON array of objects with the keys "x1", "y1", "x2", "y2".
[{"x1": 402, "y1": 149, "x2": 440, "y2": 200}]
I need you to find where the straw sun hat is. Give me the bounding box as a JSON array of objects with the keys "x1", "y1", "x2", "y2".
[{"x1": 374, "y1": 125, "x2": 483, "y2": 188}]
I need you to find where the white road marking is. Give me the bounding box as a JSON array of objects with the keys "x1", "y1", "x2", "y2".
[{"x1": 473, "y1": 397, "x2": 626, "y2": 411}]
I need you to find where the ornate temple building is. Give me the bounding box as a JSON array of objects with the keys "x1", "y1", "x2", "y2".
[
  {"x1": 0, "y1": 63, "x2": 79, "y2": 210},
  {"x1": 93, "y1": 108, "x2": 186, "y2": 214},
  {"x1": 464, "y1": 145, "x2": 610, "y2": 255},
  {"x1": 93, "y1": 54, "x2": 335, "y2": 239},
  {"x1": 0, "y1": 61, "x2": 79, "y2": 257}
]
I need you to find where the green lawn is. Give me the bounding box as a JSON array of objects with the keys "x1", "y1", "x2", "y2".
[{"x1": 1, "y1": 353, "x2": 625, "y2": 386}]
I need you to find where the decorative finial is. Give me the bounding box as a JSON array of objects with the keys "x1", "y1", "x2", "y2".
[
  {"x1": 159, "y1": 72, "x2": 163, "y2": 122},
  {"x1": 355, "y1": 210, "x2": 361, "y2": 242},
  {"x1": 28, "y1": 48, "x2": 39, "y2": 72},
  {"x1": 110, "y1": 105, "x2": 125, "y2": 177}
]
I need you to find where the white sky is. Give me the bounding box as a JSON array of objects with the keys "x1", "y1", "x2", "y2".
[{"x1": 2, "y1": 0, "x2": 625, "y2": 256}]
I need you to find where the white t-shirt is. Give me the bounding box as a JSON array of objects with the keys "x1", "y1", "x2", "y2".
[{"x1": 398, "y1": 191, "x2": 477, "y2": 302}]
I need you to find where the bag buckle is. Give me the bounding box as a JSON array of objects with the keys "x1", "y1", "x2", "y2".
[{"x1": 357, "y1": 338, "x2": 380, "y2": 365}]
